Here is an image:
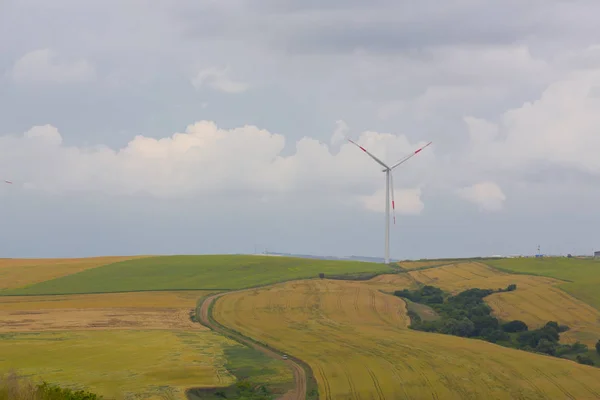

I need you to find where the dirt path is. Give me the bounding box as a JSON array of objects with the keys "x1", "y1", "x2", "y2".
[{"x1": 199, "y1": 292, "x2": 307, "y2": 400}]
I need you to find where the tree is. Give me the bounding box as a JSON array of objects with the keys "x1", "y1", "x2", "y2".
[
  {"x1": 506, "y1": 284, "x2": 517, "y2": 291},
  {"x1": 596, "y1": 339, "x2": 600, "y2": 355},
  {"x1": 502, "y1": 320, "x2": 528, "y2": 333},
  {"x1": 536, "y1": 339, "x2": 557, "y2": 356},
  {"x1": 577, "y1": 354, "x2": 595, "y2": 366}
]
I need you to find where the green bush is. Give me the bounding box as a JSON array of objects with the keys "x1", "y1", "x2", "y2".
[{"x1": 0, "y1": 372, "x2": 102, "y2": 400}]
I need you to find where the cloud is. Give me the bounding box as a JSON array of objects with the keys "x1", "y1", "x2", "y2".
[
  {"x1": 0, "y1": 121, "x2": 433, "y2": 213},
  {"x1": 191, "y1": 66, "x2": 249, "y2": 93},
  {"x1": 9, "y1": 49, "x2": 96, "y2": 84},
  {"x1": 464, "y1": 68, "x2": 600, "y2": 176},
  {"x1": 360, "y1": 188, "x2": 424, "y2": 215},
  {"x1": 457, "y1": 182, "x2": 506, "y2": 212},
  {"x1": 330, "y1": 120, "x2": 348, "y2": 145}
]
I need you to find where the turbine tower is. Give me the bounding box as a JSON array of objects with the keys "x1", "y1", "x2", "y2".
[{"x1": 348, "y1": 139, "x2": 432, "y2": 264}]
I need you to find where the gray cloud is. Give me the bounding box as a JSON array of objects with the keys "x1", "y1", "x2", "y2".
[{"x1": 1, "y1": 0, "x2": 600, "y2": 258}]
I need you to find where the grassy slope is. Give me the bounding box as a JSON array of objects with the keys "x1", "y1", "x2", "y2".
[
  {"x1": 2, "y1": 255, "x2": 392, "y2": 296},
  {"x1": 485, "y1": 257, "x2": 600, "y2": 309}
]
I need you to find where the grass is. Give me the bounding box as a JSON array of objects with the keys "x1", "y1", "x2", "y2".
[
  {"x1": 484, "y1": 257, "x2": 600, "y2": 310},
  {"x1": 403, "y1": 298, "x2": 440, "y2": 322},
  {"x1": 0, "y1": 257, "x2": 146, "y2": 290},
  {"x1": 187, "y1": 346, "x2": 292, "y2": 399},
  {"x1": 0, "y1": 331, "x2": 243, "y2": 400},
  {"x1": 1, "y1": 255, "x2": 392, "y2": 296},
  {"x1": 213, "y1": 278, "x2": 600, "y2": 399}
]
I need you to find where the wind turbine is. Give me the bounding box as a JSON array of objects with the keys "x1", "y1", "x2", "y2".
[{"x1": 348, "y1": 139, "x2": 432, "y2": 264}]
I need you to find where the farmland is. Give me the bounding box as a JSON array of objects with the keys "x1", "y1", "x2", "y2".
[
  {"x1": 400, "y1": 262, "x2": 600, "y2": 347},
  {"x1": 213, "y1": 278, "x2": 600, "y2": 399},
  {"x1": 4, "y1": 254, "x2": 600, "y2": 399},
  {"x1": 2, "y1": 255, "x2": 392, "y2": 296},
  {"x1": 0, "y1": 256, "x2": 147, "y2": 290},
  {"x1": 485, "y1": 257, "x2": 600, "y2": 310},
  {"x1": 0, "y1": 330, "x2": 248, "y2": 399},
  {"x1": 0, "y1": 287, "x2": 292, "y2": 398}
]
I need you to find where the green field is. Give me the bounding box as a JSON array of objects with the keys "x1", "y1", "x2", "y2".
[
  {"x1": 0, "y1": 330, "x2": 248, "y2": 399},
  {"x1": 485, "y1": 257, "x2": 600, "y2": 309},
  {"x1": 2, "y1": 255, "x2": 391, "y2": 296}
]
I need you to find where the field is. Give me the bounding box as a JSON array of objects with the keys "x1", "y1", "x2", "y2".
[
  {"x1": 485, "y1": 257, "x2": 600, "y2": 310},
  {"x1": 0, "y1": 256, "x2": 147, "y2": 290},
  {"x1": 213, "y1": 278, "x2": 600, "y2": 399},
  {"x1": 395, "y1": 262, "x2": 600, "y2": 346},
  {"x1": 2, "y1": 255, "x2": 392, "y2": 296},
  {"x1": 0, "y1": 291, "x2": 216, "y2": 332},
  {"x1": 0, "y1": 288, "x2": 291, "y2": 398},
  {"x1": 0, "y1": 330, "x2": 244, "y2": 399},
  {"x1": 5, "y1": 254, "x2": 600, "y2": 399}
]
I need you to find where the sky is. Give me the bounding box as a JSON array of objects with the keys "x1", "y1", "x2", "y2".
[{"x1": 1, "y1": 0, "x2": 600, "y2": 259}]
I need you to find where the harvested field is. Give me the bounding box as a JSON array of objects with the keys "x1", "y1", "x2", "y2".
[
  {"x1": 0, "y1": 290, "x2": 216, "y2": 332},
  {"x1": 0, "y1": 290, "x2": 216, "y2": 311},
  {"x1": 0, "y1": 256, "x2": 147, "y2": 290},
  {"x1": 0, "y1": 308, "x2": 200, "y2": 332},
  {"x1": 214, "y1": 279, "x2": 600, "y2": 399}
]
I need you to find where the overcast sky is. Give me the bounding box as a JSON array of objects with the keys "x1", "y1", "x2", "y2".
[{"x1": 1, "y1": 0, "x2": 600, "y2": 259}]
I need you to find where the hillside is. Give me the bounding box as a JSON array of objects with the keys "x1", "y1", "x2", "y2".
[
  {"x1": 1, "y1": 255, "x2": 392, "y2": 296},
  {"x1": 484, "y1": 257, "x2": 600, "y2": 309}
]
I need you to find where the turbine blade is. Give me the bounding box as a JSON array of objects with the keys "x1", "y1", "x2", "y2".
[
  {"x1": 347, "y1": 139, "x2": 390, "y2": 169},
  {"x1": 390, "y1": 173, "x2": 396, "y2": 225},
  {"x1": 390, "y1": 141, "x2": 432, "y2": 170}
]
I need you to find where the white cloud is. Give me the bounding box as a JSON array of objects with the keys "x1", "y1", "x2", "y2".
[
  {"x1": 0, "y1": 121, "x2": 434, "y2": 213},
  {"x1": 457, "y1": 182, "x2": 506, "y2": 212},
  {"x1": 361, "y1": 188, "x2": 424, "y2": 215},
  {"x1": 191, "y1": 66, "x2": 249, "y2": 93},
  {"x1": 330, "y1": 120, "x2": 348, "y2": 145},
  {"x1": 464, "y1": 68, "x2": 600, "y2": 175},
  {"x1": 9, "y1": 49, "x2": 96, "y2": 84}
]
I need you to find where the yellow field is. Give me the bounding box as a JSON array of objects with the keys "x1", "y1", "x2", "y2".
[
  {"x1": 0, "y1": 256, "x2": 147, "y2": 290},
  {"x1": 406, "y1": 262, "x2": 600, "y2": 346},
  {"x1": 214, "y1": 279, "x2": 600, "y2": 399},
  {"x1": 0, "y1": 330, "x2": 238, "y2": 399},
  {"x1": 397, "y1": 260, "x2": 453, "y2": 270},
  {"x1": 0, "y1": 290, "x2": 260, "y2": 398},
  {"x1": 0, "y1": 290, "x2": 215, "y2": 311},
  {"x1": 0, "y1": 291, "x2": 218, "y2": 333}
]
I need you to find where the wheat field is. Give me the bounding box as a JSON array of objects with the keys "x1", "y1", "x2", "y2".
[
  {"x1": 0, "y1": 330, "x2": 240, "y2": 399},
  {"x1": 213, "y1": 278, "x2": 600, "y2": 399},
  {"x1": 405, "y1": 262, "x2": 600, "y2": 346}
]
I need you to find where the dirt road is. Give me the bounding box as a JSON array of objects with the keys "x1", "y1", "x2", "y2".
[{"x1": 199, "y1": 292, "x2": 307, "y2": 400}]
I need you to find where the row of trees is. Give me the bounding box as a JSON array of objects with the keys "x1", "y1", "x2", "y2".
[{"x1": 395, "y1": 285, "x2": 595, "y2": 365}]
